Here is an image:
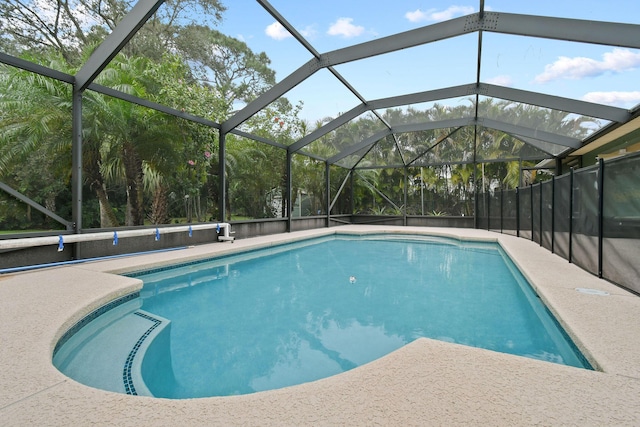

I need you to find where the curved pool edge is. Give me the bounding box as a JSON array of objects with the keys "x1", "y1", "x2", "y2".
[
  {"x1": 2, "y1": 225, "x2": 640, "y2": 425},
  {"x1": 49, "y1": 276, "x2": 144, "y2": 359}
]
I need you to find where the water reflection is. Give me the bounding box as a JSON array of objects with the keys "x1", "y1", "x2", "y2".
[
  {"x1": 251, "y1": 316, "x2": 405, "y2": 392},
  {"x1": 137, "y1": 236, "x2": 586, "y2": 398}
]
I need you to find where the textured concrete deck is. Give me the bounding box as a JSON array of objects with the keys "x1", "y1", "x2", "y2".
[{"x1": 1, "y1": 226, "x2": 640, "y2": 425}]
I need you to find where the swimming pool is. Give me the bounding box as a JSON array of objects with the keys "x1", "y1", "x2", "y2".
[{"x1": 54, "y1": 234, "x2": 590, "y2": 398}]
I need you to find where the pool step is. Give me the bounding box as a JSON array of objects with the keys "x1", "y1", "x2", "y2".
[{"x1": 53, "y1": 301, "x2": 169, "y2": 396}]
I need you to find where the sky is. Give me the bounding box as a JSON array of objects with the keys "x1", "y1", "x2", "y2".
[{"x1": 206, "y1": 0, "x2": 640, "y2": 126}]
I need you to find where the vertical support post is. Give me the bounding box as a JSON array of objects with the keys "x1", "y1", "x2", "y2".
[
  {"x1": 598, "y1": 158, "x2": 605, "y2": 278},
  {"x1": 350, "y1": 170, "x2": 355, "y2": 220},
  {"x1": 518, "y1": 159, "x2": 523, "y2": 188},
  {"x1": 555, "y1": 157, "x2": 562, "y2": 176},
  {"x1": 420, "y1": 167, "x2": 424, "y2": 216},
  {"x1": 539, "y1": 181, "x2": 543, "y2": 247},
  {"x1": 486, "y1": 190, "x2": 490, "y2": 231},
  {"x1": 474, "y1": 164, "x2": 479, "y2": 229},
  {"x1": 71, "y1": 87, "x2": 83, "y2": 259},
  {"x1": 569, "y1": 168, "x2": 574, "y2": 264},
  {"x1": 551, "y1": 177, "x2": 555, "y2": 253},
  {"x1": 218, "y1": 131, "x2": 226, "y2": 223},
  {"x1": 530, "y1": 183, "x2": 534, "y2": 241},
  {"x1": 403, "y1": 166, "x2": 408, "y2": 226},
  {"x1": 516, "y1": 187, "x2": 520, "y2": 238},
  {"x1": 286, "y1": 150, "x2": 292, "y2": 232},
  {"x1": 325, "y1": 161, "x2": 330, "y2": 228},
  {"x1": 500, "y1": 189, "x2": 504, "y2": 234},
  {"x1": 473, "y1": 126, "x2": 478, "y2": 229}
]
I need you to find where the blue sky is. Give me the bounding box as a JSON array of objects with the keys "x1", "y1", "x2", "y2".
[{"x1": 211, "y1": 0, "x2": 640, "y2": 124}]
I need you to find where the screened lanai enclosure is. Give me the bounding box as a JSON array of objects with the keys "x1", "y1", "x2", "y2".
[{"x1": 1, "y1": 0, "x2": 639, "y2": 292}]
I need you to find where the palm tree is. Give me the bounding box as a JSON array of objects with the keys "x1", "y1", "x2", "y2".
[
  {"x1": 91, "y1": 54, "x2": 187, "y2": 225},
  {"x1": 0, "y1": 57, "x2": 72, "y2": 173},
  {"x1": 0, "y1": 56, "x2": 75, "y2": 228}
]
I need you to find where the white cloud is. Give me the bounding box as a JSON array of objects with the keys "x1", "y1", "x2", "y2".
[
  {"x1": 327, "y1": 17, "x2": 365, "y2": 38},
  {"x1": 265, "y1": 22, "x2": 292, "y2": 40},
  {"x1": 534, "y1": 48, "x2": 640, "y2": 83},
  {"x1": 582, "y1": 91, "x2": 640, "y2": 107},
  {"x1": 405, "y1": 9, "x2": 428, "y2": 22},
  {"x1": 486, "y1": 75, "x2": 513, "y2": 86},
  {"x1": 300, "y1": 25, "x2": 318, "y2": 39},
  {"x1": 405, "y1": 6, "x2": 475, "y2": 23}
]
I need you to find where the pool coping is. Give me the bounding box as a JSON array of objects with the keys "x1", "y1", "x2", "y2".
[{"x1": 1, "y1": 225, "x2": 640, "y2": 425}]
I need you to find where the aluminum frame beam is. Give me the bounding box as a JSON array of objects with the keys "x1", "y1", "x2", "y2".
[
  {"x1": 0, "y1": 52, "x2": 74, "y2": 84},
  {"x1": 87, "y1": 83, "x2": 221, "y2": 129},
  {"x1": 327, "y1": 116, "x2": 578, "y2": 166},
  {"x1": 478, "y1": 83, "x2": 630, "y2": 123},
  {"x1": 324, "y1": 14, "x2": 476, "y2": 67},
  {"x1": 478, "y1": 118, "x2": 581, "y2": 148},
  {"x1": 221, "y1": 59, "x2": 317, "y2": 133},
  {"x1": 290, "y1": 87, "x2": 469, "y2": 153},
  {"x1": 407, "y1": 156, "x2": 549, "y2": 168},
  {"x1": 487, "y1": 12, "x2": 640, "y2": 49},
  {"x1": 0, "y1": 182, "x2": 72, "y2": 229},
  {"x1": 328, "y1": 129, "x2": 391, "y2": 164},
  {"x1": 290, "y1": 86, "x2": 473, "y2": 154},
  {"x1": 357, "y1": 161, "x2": 476, "y2": 169},
  {"x1": 509, "y1": 135, "x2": 572, "y2": 158},
  {"x1": 75, "y1": 0, "x2": 165, "y2": 91},
  {"x1": 229, "y1": 129, "x2": 287, "y2": 149},
  {"x1": 258, "y1": 0, "x2": 394, "y2": 146},
  {"x1": 289, "y1": 104, "x2": 369, "y2": 152},
  {"x1": 258, "y1": 1, "x2": 374, "y2": 106},
  {"x1": 257, "y1": 0, "x2": 320, "y2": 58},
  {"x1": 407, "y1": 127, "x2": 464, "y2": 166},
  {"x1": 290, "y1": 81, "x2": 628, "y2": 156},
  {"x1": 222, "y1": 14, "x2": 475, "y2": 133},
  {"x1": 368, "y1": 85, "x2": 472, "y2": 111},
  {"x1": 326, "y1": 13, "x2": 640, "y2": 67},
  {"x1": 392, "y1": 118, "x2": 474, "y2": 134},
  {"x1": 222, "y1": 11, "x2": 640, "y2": 135},
  {"x1": 294, "y1": 150, "x2": 329, "y2": 162}
]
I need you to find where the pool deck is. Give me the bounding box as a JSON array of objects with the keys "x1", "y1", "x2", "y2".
[{"x1": 1, "y1": 225, "x2": 640, "y2": 425}]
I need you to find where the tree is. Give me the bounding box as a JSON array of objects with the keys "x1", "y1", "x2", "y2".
[
  {"x1": 0, "y1": 55, "x2": 74, "y2": 228},
  {"x1": 174, "y1": 25, "x2": 276, "y2": 113},
  {"x1": 0, "y1": 0, "x2": 226, "y2": 65}
]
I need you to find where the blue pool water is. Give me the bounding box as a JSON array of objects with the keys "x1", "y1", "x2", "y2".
[{"x1": 135, "y1": 234, "x2": 590, "y2": 398}]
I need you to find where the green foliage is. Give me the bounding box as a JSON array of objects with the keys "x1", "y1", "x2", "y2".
[
  {"x1": 0, "y1": 0, "x2": 226, "y2": 66},
  {"x1": 0, "y1": 1, "x2": 602, "y2": 231},
  {"x1": 228, "y1": 138, "x2": 286, "y2": 219},
  {"x1": 0, "y1": 1, "x2": 300, "y2": 229},
  {"x1": 174, "y1": 25, "x2": 275, "y2": 108}
]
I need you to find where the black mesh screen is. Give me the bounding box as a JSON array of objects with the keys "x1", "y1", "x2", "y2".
[
  {"x1": 475, "y1": 157, "x2": 639, "y2": 297},
  {"x1": 553, "y1": 174, "x2": 571, "y2": 260},
  {"x1": 571, "y1": 165, "x2": 599, "y2": 275},
  {"x1": 489, "y1": 191, "x2": 501, "y2": 232},
  {"x1": 602, "y1": 155, "x2": 640, "y2": 294},
  {"x1": 541, "y1": 180, "x2": 553, "y2": 251},
  {"x1": 330, "y1": 167, "x2": 353, "y2": 215},
  {"x1": 532, "y1": 184, "x2": 541, "y2": 244},
  {"x1": 477, "y1": 192, "x2": 488, "y2": 230},
  {"x1": 502, "y1": 189, "x2": 517, "y2": 236},
  {"x1": 519, "y1": 186, "x2": 532, "y2": 240}
]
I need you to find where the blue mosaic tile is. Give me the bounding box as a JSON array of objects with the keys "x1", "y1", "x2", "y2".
[
  {"x1": 53, "y1": 292, "x2": 140, "y2": 357},
  {"x1": 122, "y1": 311, "x2": 162, "y2": 395}
]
